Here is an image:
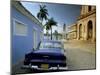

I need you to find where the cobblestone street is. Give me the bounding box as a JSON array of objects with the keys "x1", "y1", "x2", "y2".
[{"x1": 64, "y1": 40, "x2": 96, "y2": 70}]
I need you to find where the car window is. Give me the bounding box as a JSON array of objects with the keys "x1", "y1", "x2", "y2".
[
  {"x1": 54, "y1": 43, "x2": 62, "y2": 48},
  {"x1": 39, "y1": 42, "x2": 63, "y2": 49}
]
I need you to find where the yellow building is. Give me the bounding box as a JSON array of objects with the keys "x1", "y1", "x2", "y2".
[
  {"x1": 67, "y1": 24, "x2": 77, "y2": 40},
  {"x1": 67, "y1": 5, "x2": 96, "y2": 42},
  {"x1": 77, "y1": 5, "x2": 96, "y2": 41}
]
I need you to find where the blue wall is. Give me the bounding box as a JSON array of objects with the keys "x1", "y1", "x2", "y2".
[{"x1": 11, "y1": 7, "x2": 43, "y2": 64}]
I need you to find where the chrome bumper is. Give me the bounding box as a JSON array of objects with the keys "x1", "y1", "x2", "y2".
[{"x1": 22, "y1": 65, "x2": 68, "y2": 71}]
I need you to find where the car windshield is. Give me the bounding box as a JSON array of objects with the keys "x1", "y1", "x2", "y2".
[{"x1": 39, "y1": 41, "x2": 63, "y2": 49}]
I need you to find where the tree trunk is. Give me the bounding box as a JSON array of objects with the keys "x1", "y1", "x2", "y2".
[
  {"x1": 56, "y1": 34, "x2": 58, "y2": 40},
  {"x1": 41, "y1": 21, "x2": 43, "y2": 25},
  {"x1": 51, "y1": 26, "x2": 52, "y2": 40},
  {"x1": 46, "y1": 30, "x2": 49, "y2": 40}
]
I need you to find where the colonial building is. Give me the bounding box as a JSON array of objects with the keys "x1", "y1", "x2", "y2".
[
  {"x1": 67, "y1": 5, "x2": 96, "y2": 42},
  {"x1": 67, "y1": 23, "x2": 77, "y2": 40},
  {"x1": 11, "y1": 1, "x2": 43, "y2": 64},
  {"x1": 77, "y1": 5, "x2": 96, "y2": 41}
]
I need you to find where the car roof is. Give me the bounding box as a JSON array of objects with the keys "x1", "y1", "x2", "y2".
[{"x1": 41, "y1": 40, "x2": 62, "y2": 43}]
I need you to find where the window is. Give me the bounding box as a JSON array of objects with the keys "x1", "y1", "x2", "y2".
[
  {"x1": 88, "y1": 6, "x2": 92, "y2": 12},
  {"x1": 40, "y1": 42, "x2": 63, "y2": 49},
  {"x1": 14, "y1": 19, "x2": 27, "y2": 36}
]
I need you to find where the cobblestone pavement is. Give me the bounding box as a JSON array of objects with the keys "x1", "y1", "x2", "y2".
[{"x1": 64, "y1": 40, "x2": 96, "y2": 71}]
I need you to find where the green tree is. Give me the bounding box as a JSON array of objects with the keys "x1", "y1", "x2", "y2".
[
  {"x1": 45, "y1": 22, "x2": 50, "y2": 37},
  {"x1": 45, "y1": 18, "x2": 57, "y2": 40},
  {"x1": 37, "y1": 5, "x2": 48, "y2": 24}
]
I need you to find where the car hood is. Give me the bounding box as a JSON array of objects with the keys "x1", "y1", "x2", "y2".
[{"x1": 33, "y1": 48, "x2": 64, "y2": 56}]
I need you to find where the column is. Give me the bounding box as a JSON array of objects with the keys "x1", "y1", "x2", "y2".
[
  {"x1": 92, "y1": 20, "x2": 96, "y2": 42},
  {"x1": 77, "y1": 24, "x2": 79, "y2": 40},
  {"x1": 84, "y1": 22, "x2": 88, "y2": 40}
]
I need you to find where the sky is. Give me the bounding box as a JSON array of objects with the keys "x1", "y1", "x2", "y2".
[{"x1": 21, "y1": 1, "x2": 81, "y2": 33}]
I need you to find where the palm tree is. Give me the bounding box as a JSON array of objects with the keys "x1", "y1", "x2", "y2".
[
  {"x1": 45, "y1": 18, "x2": 57, "y2": 40},
  {"x1": 37, "y1": 5, "x2": 48, "y2": 24},
  {"x1": 54, "y1": 30, "x2": 58, "y2": 40},
  {"x1": 45, "y1": 22, "x2": 50, "y2": 39}
]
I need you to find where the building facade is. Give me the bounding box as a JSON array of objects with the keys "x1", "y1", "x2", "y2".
[
  {"x1": 77, "y1": 5, "x2": 96, "y2": 41},
  {"x1": 67, "y1": 5, "x2": 96, "y2": 42},
  {"x1": 11, "y1": 1, "x2": 43, "y2": 64},
  {"x1": 67, "y1": 24, "x2": 77, "y2": 40}
]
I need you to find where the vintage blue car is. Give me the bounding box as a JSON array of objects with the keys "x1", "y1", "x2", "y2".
[{"x1": 23, "y1": 40, "x2": 67, "y2": 71}]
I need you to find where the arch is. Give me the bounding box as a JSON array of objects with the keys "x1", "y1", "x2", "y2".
[
  {"x1": 87, "y1": 20, "x2": 93, "y2": 40},
  {"x1": 79, "y1": 24, "x2": 82, "y2": 39}
]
